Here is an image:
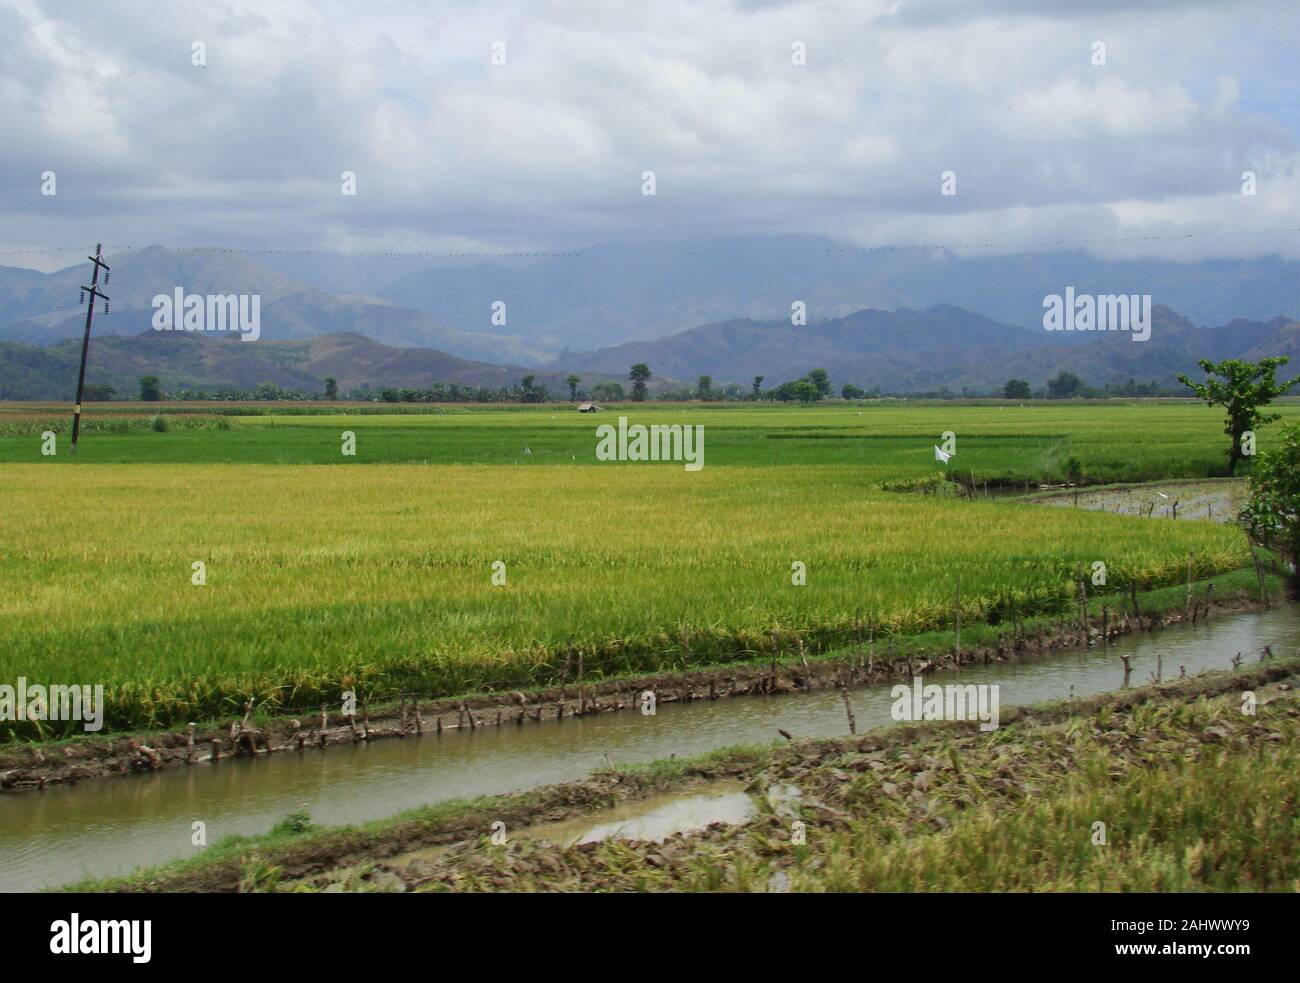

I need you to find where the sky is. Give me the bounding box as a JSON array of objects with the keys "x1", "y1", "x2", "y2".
[{"x1": 1, "y1": 0, "x2": 1297, "y2": 271}]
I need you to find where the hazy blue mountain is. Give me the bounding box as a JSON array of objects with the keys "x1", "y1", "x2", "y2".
[
  {"x1": 254, "y1": 251, "x2": 542, "y2": 295},
  {"x1": 379, "y1": 235, "x2": 1300, "y2": 354},
  {"x1": 0, "y1": 247, "x2": 547, "y2": 364}
]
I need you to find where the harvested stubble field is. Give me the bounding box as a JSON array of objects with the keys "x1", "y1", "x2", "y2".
[{"x1": 0, "y1": 400, "x2": 1293, "y2": 739}]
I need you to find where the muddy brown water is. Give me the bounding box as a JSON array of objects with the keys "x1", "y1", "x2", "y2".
[{"x1": 2, "y1": 606, "x2": 1297, "y2": 892}]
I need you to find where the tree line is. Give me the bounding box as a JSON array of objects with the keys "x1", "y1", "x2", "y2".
[{"x1": 117, "y1": 361, "x2": 1287, "y2": 407}]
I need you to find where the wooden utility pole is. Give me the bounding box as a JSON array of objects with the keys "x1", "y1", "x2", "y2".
[{"x1": 71, "y1": 244, "x2": 110, "y2": 455}]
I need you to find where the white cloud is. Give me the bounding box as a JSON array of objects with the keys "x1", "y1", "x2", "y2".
[{"x1": 0, "y1": 0, "x2": 1296, "y2": 266}]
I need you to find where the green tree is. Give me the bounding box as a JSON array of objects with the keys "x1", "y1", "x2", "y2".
[
  {"x1": 592, "y1": 381, "x2": 625, "y2": 402},
  {"x1": 793, "y1": 379, "x2": 818, "y2": 405},
  {"x1": 807, "y1": 368, "x2": 831, "y2": 398},
  {"x1": 841, "y1": 383, "x2": 866, "y2": 400},
  {"x1": 752, "y1": 375, "x2": 764, "y2": 399},
  {"x1": 138, "y1": 375, "x2": 162, "y2": 401},
  {"x1": 519, "y1": 375, "x2": 547, "y2": 403},
  {"x1": 1241, "y1": 423, "x2": 1300, "y2": 596},
  {"x1": 566, "y1": 374, "x2": 580, "y2": 400},
  {"x1": 1003, "y1": 378, "x2": 1031, "y2": 399},
  {"x1": 324, "y1": 377, "x2": 338, "y2": 400},
  {"x1": 629, "y1": 363, "x2": 651, "y2": 402},
  {"x1": 1046, "y1": 370, "x2": 1081, "y2": 399},
  {"x1": 696, "y1": 375, "x2": 713, "y2": 400},
  {"x1": 1178, "y1": 357, "x2": 1297, "y2": 475}
]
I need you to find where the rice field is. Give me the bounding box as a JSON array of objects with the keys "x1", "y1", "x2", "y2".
[
  {"x1": 5, "y1": 399, "x2": 1299, "y2": 477},
  {"x1": 0, "y1": 400, "x2": 1288, "y2": 738}
]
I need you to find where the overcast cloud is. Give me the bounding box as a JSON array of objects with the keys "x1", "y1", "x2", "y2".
[{"x1": 1, "y1": 0, "x2": 1297, "y2": 270}]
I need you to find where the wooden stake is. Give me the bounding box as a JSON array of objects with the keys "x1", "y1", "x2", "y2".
[
  {"x1": 1078, "y1": 579, "x2": 1088, "y2": 641},
  {"x1": 954, "y1": 575, "x2": 962, "y2": 662},
  {"x1": 838, "y1": 685, "x2": 857, "y2": 735}
]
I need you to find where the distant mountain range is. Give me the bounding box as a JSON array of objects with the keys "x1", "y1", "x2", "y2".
[
  {"x1": 2, "y1": 306, "x2": 1294, "y2": 401},
  {"x1": 3, "y1": 239, "x2": 1296, "y2": 363},
  {"x1": 1, "y1": 239, "x2": 1296, "y2": 399},
  {"x1": 565, "y1": 306, "x2": 1300, "y2": 393}
]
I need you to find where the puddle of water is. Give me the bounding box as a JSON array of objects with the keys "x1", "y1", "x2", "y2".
[
  {"x1": 314, "y1": 782, "x2": 757, "y2": 887},
  {"x1": 533, "y1": 782, "x2": 757, "y2": 847},
  {"x1": 1, "y1": 605, "x2": 1296, "y2": 892}
]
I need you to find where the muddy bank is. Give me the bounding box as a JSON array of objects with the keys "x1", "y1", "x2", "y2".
[
  {"x1": 80, "y1": 659, "x2": 1300, "y2": 893},
  {"x1": 1, "y1": 574, "x2": 1274, "y2": 792}
]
